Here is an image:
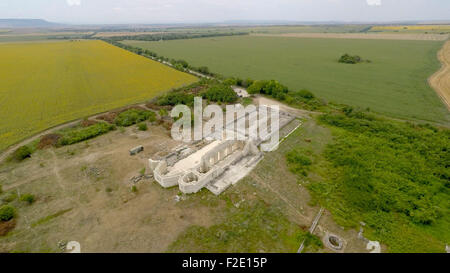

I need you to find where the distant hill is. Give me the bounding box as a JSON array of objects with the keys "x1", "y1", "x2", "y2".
[{"x1": 0, "y1": 19, "x2": 62, "y2": 28}]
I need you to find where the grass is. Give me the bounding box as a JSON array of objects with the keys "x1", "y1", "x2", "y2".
[
  {"x1": 0, "y1": 40, "x2": 197, "y2": 151},
  {"x1": 286, "y1": 112, "x2": 449, "y2": 253},
  {"x1": 124, "y1": 36, "x2": 449, "y2": 125},
  {"x1": 30, "y1": 208, "x2": 72, "y2": 228},
  {"x1": 168, "y1": 199, "x2": 304, "y2": 253}
]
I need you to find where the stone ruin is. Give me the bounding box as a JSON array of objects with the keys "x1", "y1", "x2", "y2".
[
  {"x1": 149, "y1": 139, "x2": 262, "y2": 195},
  {"x1": 148, "y1": 107, "x2": 296, "y2": 195}
]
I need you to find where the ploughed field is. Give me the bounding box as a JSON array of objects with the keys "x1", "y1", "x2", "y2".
[
  {"x1": 124, "y1": 36, "x2": 449, "y2": 125},
  {"x1": 0, "y1": 40, "x2": 197, "y2": 151}
]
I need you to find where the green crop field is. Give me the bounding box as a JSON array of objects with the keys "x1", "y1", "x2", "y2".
[
  {"x1": 0, "y1": 40, "x2": 197, "y2": 151},
  {"x1": 124, "y1": 36, "x2": 449, "y2": 125}
]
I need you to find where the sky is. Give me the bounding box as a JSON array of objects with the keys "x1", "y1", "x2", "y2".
[{"x1": 0, "y1": 0, "x2": 449, "y2": 24}]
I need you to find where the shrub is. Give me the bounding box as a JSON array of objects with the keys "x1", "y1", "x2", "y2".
[
  {"x1": 0, "y1": 184, "x2": 2, "y2": 194},
  {"x1": 295, "y1": 89, "x2": 315, "y2": 100},
  {"x1": 202, "y1": 84, "x2": 238, "y2": 103},
  {"x1": 0, "y1": 205, "x2": 15, "y2": 221},
  {"x1": 115, "y1": 109, "x2": 156, "y2": 127},
  {"x1": 338, "y1": 53, "x2": 367, "y2": 64},
  {"x1": 159, "y1": 109, "x2": 168, "y2": 117},
  {"x1": 20, "y1": 194, "x2": 35, "y2": 205},
  {"x1": 137, "y1": 123, "x2": 148, "y2": 131},
  {"x1": 247, "y1": 80, "x2": 289, "y2": 100},
  {"x1": 157, "y1": 92, "x2": 195, "y2": 106},
  {"x1": 11, "y1": 145, "x2": 32, "y2": 161},
  {"x1": 242, "y1": 97, "x2": 253, "y2": 106},
  {"x1": 58, "y1": 122, "x2": 115, "y2": 146},
  {"x1": 196, "y1": 66, "x2": 210, "y2": 75}
]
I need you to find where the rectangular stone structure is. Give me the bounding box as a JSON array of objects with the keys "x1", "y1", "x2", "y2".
[{"x1": 130, "y1": 145, "x2": 144, "y2": 156}]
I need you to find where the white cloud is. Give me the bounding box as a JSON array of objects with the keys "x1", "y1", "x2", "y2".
[
  {"x1": 366, "y1": 0, "x2": 381, "y2": 6},
  {"x1": 67, "y1": 0, "x2": 81, "y2": 7}
]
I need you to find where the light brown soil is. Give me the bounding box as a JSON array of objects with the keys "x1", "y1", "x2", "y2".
[
  {"x1": 429, "y1": 41, "x2": 450, "y2": 110},
  {"x1": 0, "y1": 125, "x2": 218, "y2": 252},
  {"x1": 253, "y1": 33, "x2": 449, "y2": 41}
]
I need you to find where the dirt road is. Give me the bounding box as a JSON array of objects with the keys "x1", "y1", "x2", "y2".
[{"x1": 429, "y1": 40, "x2": 450, "y2": 111}]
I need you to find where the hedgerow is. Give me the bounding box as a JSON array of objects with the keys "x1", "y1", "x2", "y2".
[
  {"x1": 58, "y1": 122, "x2": 116, "y2": 146},
  {"x1": 114, "y1": 109, "x2": 156, "y2": 127}
]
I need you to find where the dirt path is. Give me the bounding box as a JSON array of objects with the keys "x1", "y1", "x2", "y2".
[
  {"x1": 0, "y1": 102, "x2": 151, "y2": 164},
  {"x1": 429, "y1": 40, "x2": 450, "y2": 111}
]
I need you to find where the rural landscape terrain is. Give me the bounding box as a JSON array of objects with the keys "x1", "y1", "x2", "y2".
[{"x1": 0, "y1": 5, "x2": 449, "y2": 255}]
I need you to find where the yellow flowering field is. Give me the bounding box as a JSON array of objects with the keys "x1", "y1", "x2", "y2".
[{"x1": 0, "y1": 40, "x2": 197, "y2": 151}]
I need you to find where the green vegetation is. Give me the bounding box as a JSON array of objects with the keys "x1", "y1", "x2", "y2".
[
  {"x1": 286, "y1": 148, "x2": 313, "y2": 177},
  {"x1": 297, "y1": 232, "x2": 324, "y2": 252},
  {"x1": 168, "y1": 200, "x2": 303, "y2": 253},
  {"x1": 105, "y1": 31, "x2": 248, "y2": 42},
  {"x1": 123, "y1": 36, "x2": 448, "y2": 124},
  {"x1": 31, "y1": 208, "x2": 72, "y2": 228},
  {"x1": 2, "y1": 192, "x2": 17, "y2": 204},
  {"x1": 201, "y1": 84, "x2": 238, "y2": 103},
  {"x1": 288, "y1": 110, "x2": 450, "y2": 252},
  {"x1": 137, "y1": 122, "x2": 148, "y2": 131},
  {"x1": 157, "y1": 91, "x2": 195, "y2": 106},
  {"x1": 338, "y1": 53, "x2": 369, "y2": 64},
  {"x1": 248, "y1": 80, "x2": 289, "y2": 100},
  {"x1": 245, "y1": 79, "x2": 325, "y2": 110},
  {"x1": 11, "y1": 146, "x2": 33, "y2": 161},
  {"x1": 58, "y1": 122, "x2": 115, "y2": 146},
  {"x1": 0, "y1": 205, "x2": 16, "y2": 221},
  {"x1": 114, "y1": 109, "x2": 156, "y2": 127},
  {"x1": 20, "y1": 194, "x2": 35, "y2": 205}
]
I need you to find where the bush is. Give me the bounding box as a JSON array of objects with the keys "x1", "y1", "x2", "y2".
[
  {"x1": 157, "y1": 92, "x2": 195, "y2": 106},
  {"x1": 0, "y1": 205, "x2": 15, "y2": 221},
  {"x1": 115, "y1": 109, "x2": 156, "y2": 127},
  {"x1": 247, "y1": 80, "x2": 289, "y2": 100},
  {"x1": 20, "y1": 194, "x2": 35, "y2": 205},
  {"x1": 11, "y1": 146, "x2": 32, "y2": 161},
  {"x1": 137, "y1": 123, "x2": 148, "y2": 131},
  {"x1": 58, "y1": 122, "x2": 115, "y2": 146},
  {"x1": 338, "y1": 53, "x2": 366, "y2": 64},
  {"x1": 202, "y1": 84, "x2": 238, "y2": 103},
  {"x1": 295, "y1": 89, "x2": 315, "y2": 100},
  {"x1": 196, "y1": 66, "x2": 211, "y2": 75}
]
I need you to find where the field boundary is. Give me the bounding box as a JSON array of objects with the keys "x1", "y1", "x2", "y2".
[
  {"x1": 429, "y1": 40, "x2": 450, "y2": 110},
  {"x1": 0, "y1": 100, "x2": 158, "y2": 163},
  {"x1": 252, "y1": 33, "x2": 449, "y2": 41}
]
